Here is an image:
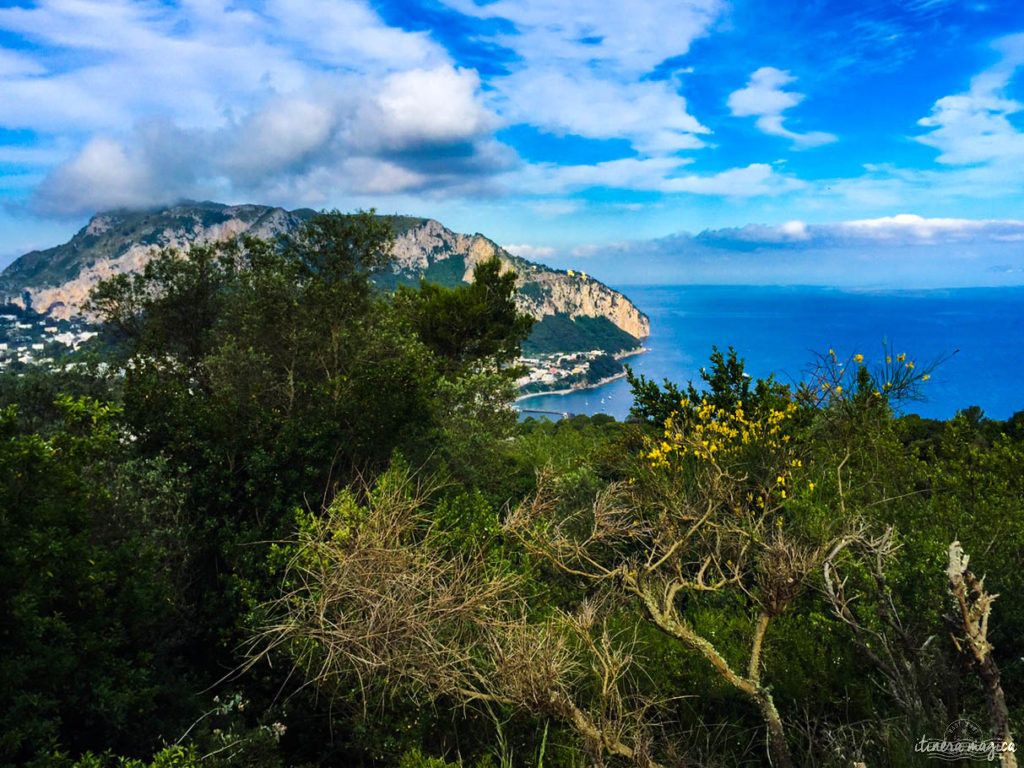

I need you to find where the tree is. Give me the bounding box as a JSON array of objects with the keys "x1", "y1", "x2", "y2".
[
  {"x1": 508, "y1": 400, "x2": 823, "y2": 768},
  {"x1": 0, "y1": 397, "x2": 190, "y2": 763},
  {"x1": 514, "y1": 349, "x2": 939, "y2": 768},
  {"x1": 398, "y1": 256, "x2": 534, "y2": 373},
  {"x1": 82, "y1": 211, "x2": 445, "y2": 694},
  {"x1": 78, "y1": 211, "x2": 538, "y2": 764},
  {"x1": 946, "y1": 542, "x2": 1017, "y2": 768},
  {"x1": 628, "y1": 346, "x2": 788, "y2": 426}
]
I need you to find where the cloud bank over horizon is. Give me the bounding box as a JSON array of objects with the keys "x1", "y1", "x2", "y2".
[{"x1": 511, "y1": 215, "x2": 1024, "y2": 289}]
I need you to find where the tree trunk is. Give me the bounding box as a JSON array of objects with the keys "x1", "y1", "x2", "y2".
[
  {"x1": 947, "y1": 541, "x2": 1018, "y2": 768},
  {"x1": 977, "y1": 648, "x2": 1017, "y2": 768},
  {"x1": 755, "y1": 687, "x2": 795, "y2": 768}
]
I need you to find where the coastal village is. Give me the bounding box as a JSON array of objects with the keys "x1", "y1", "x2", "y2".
[
  {"x1": 515, "y1": 348, "x2": 638, "y2": 396},
  {"x1": 0, "y1": 308, "x2": 96, "y2": 368}
]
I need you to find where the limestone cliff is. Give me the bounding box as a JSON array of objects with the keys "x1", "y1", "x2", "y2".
[
  {"x1": 388, "y1": 219, "x2": 650, "y2": 340},
  {"x1": 0, "y1": 203, "x2": 309, "y2": 320},
  {"x1": 0, "y1": 202, "x2": 650, "y2": 344}
]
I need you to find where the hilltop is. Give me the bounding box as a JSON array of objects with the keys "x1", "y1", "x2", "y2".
[{"x1": 0, "y1": 202, "x2": 649, "y2": 387}]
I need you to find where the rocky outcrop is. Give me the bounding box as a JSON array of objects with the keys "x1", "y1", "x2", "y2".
[
  {"x1": 511, "y1": 266, "x2": 650, "y2": 339},
  {"x1": 390, "y1": 221, "x2": 650, "y2": 339},
  {"x1": 0, "y1": 203, "x2": 649, "y2": 341},
  {"x1": 1, "y1": 202, "x2": 311, "y2": 320}
]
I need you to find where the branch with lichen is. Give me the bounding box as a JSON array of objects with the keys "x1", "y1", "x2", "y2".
[{"x1": 947, "y1": 541, "x2": 1017, "y2": 768}]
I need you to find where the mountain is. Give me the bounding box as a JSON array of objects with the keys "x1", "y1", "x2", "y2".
[
  {"x1": 0, "y1": 202, "x2": 650, "y2": 385},
  {"x1": 1, "y1": 203, "x2": 311, "y2": 320}
]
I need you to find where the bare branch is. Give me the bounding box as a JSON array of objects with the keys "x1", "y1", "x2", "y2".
[
  {"x1": 251, "y1": 469, "x2": 663, "y2": 767},
  {"x1": 947, "y1": 541, "x2": 1017, "y2": 768}
]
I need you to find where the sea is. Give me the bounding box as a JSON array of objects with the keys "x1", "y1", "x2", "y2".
[{"x1": 517, "y1": 285, "x2": 1024, "y2": 422}]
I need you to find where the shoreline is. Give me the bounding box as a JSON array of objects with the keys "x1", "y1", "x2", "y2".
[
  {"x1": 515, "y1": 345, "x2": 649, "y2": 402},
  {"x1": 515, "y1": 371, "x2": 628, "y2": 402}
]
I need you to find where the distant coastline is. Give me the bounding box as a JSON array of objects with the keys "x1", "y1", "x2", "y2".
[{"x1": 515, "y1": 371, "x2": 627, "y2": 401}]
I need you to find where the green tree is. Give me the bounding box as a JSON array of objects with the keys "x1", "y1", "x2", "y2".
[
  {"x1": 0, "y1": 397, "x2": 190, "y2": 765},
  {"x1": 628, "y1": 346, "x2": 788, "y2": 426},
  {"x1": 399, "y1": 257, "x2": 534, "y2": 372}
]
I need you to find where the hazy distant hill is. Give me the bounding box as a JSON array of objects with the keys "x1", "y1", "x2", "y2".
[{"x1": 0, "y1": 202, "x2": 649, "y2": 357}]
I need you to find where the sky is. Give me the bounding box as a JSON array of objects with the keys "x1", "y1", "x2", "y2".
[{"x1": 1, "y1": 0, "x2": 1024, "y2": 287}]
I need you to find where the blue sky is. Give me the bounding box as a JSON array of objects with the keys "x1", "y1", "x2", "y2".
[{"x1": 1, "y1": 0, "x2": 1024, "y2": 286}]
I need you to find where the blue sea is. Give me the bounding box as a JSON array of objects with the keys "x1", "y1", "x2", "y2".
[{"x1": 518, "y1": 285, "x2": 1024, "y2": 422}]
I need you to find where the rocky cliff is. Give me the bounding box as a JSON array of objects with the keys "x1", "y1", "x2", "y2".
[
  {"x1": 0, "y1": 203, "x2": 311, "y2": 320},
  {"x1": 387, "y1": 218, "x2": 650, "y2": 340},
  {"x1": 0, "y1": 202, "x2": 650, "y2": 344}
]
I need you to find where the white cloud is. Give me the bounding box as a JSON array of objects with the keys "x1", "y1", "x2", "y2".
[
  {"x1": 835, "y1": 214, "x2": 1024, "y2": 242},
  {"x1": 530, "y1": 200, "x2": 581, "y2": 217},
  {"x1": 728, "y1": 68, "x2": 802, "y2": 116},
  {"x1": 799, "y1": 36, "x2": 1024, "y2": 215},
  {"x1": 221, "y1": 97, "x2": 337, "y2": 183},
  {"x1": 35, "y1": 137, "x2": 165, "y2": 214},
  {"x1": 700, "y1": 214, "x2": 1024, "y2": 247},
  {"x1": 0, "y1": 142, "x2": 72, "y2": 167},
  {"x1": 441, "y1": 0, "x2": 721, "y2": 73},
  {"x1": 262, "y1": 0, "x2": 442, "y2": 71},
  {"x1": 499, "y1": 68, "x2": 708, "y2": 153},
  {"x1": 0, "y1": 0, "x2": 510, "y2": 216},
  {"x1": 369, "y1": 66, "x2": 498, "y2": 149},
  {"x1": 0, "y1": 48, "x2": 43, "y2": 77},
  {"x1": 507, "y1": 157, "x2": 802, "y2": 198},
  {"x1": 661, "y1": 163, "x2": 805, "y2": 196},
  {"x1": 0, "y1": 0, "x2": 517, "y2": 215},
  {"x1": 504, "y1": 243, "x2": 555, "y2": 260},
  {"x1": 916, "y1": 33, "x2": 1024, "y2": 165},
  {"x1": 0, "y1": 0, "x2": 845, "y2": 222},
  {"x1": 563, "y1": 215, "x2": 1024, "y2": 288},
  {"x1": 439, "y1": 0, "x2": 721, "y2": 153},
  {"x1": 728, "y1": 67, "x2": 836, "y2": 148}
]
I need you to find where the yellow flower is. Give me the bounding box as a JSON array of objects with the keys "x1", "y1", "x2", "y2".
[
  {"x1": 897, "y1": 352, "x2": 906, "y2": 362},
  {"x1": 854, "y1": 354, "x2": 864, "y2": 363},
  {"x1": 886, "y1": 356, "x2": 892, "y2": 364},
  {"x1": 835, "y1": 385, "x2": 843, "y2": 395},
  {"x1": 905, "y1": 361, "x2": 915, "y2": 369},
  {"x1": 922, "y1": 374, "x2": 931, "y2": 381},
  {"x1": 808, "y1": 482, "x2": 816, "y2": 492}
]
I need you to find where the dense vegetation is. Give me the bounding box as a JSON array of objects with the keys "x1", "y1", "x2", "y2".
[
  {"x1": 1, "y1": 213, "x2": 1021, "y2": 768},
  {"x1": 521, "y1": 314, "x2": 641, "y2": 356}
]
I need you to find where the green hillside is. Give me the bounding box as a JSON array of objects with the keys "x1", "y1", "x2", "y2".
[{"x1": 522, "y1": 313, "x2": 641, "y2": 355}]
